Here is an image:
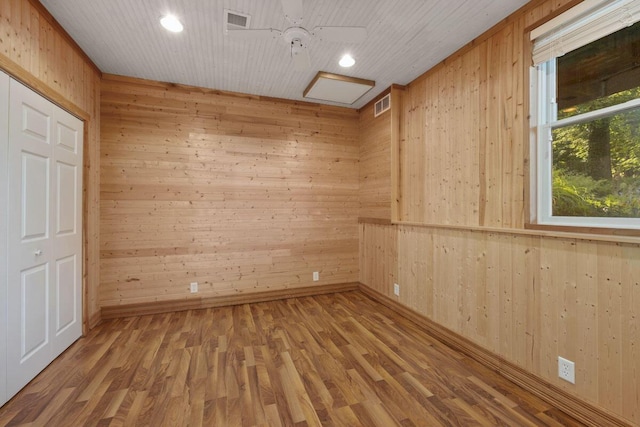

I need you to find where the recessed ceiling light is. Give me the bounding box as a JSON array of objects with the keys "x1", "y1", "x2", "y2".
[
  {"x1": 160, "y1": 14, "x2": 183, "y2": 33},
  {"x1": 339, "y1": 54, "x2": 355, "y2": 68}
]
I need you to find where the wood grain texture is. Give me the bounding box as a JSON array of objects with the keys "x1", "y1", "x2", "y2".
[
  {"x1": 390, "y1": 85, "x2": 405, "y2": 222},
  {"x1": 0, "y1": 291, "x2": 587, "y2": 426},
  {"x1": 360, "y1": 285, "x2": 632, "y2": 427},
  {"x1": 359, "y1": 89, "x2": 392, "y2": 220},
  {"x1": 0, "y1": 0, "x2": 101, "y2": 328},
  {"x1": 100, "y1": 74, "x2": 359, "y2": 308},
  {"x1": 360, "y1": 222, "x2": 640, "y2": 426},
  {"x1": 394, "y1": 0, "x2": 583, "y2": 228},
  {"x1": 101, "y1": 282, "x2": 359, "y2": 319},
  {"x1": 358, "y1": 0, "x2": 640, "y2": 424},
  {"x1": 400, "y1": 23, "x2": 523, "y2": 227}
]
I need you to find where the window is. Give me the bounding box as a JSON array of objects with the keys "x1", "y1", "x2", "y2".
[{"x1": 531, "y1": 0, "x2": 640, "y2": 229}]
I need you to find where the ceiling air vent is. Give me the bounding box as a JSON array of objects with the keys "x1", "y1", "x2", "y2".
[
  {"x1": 374, "y1": 93, "x2": 390, "y2": 117},
  {"x1": 224, "y1": 9, "x2": 251, "y2": 33}
]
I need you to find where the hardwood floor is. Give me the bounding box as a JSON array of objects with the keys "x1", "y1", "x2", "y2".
[{"x1": 0, "y1": 291, "x2": 585, "y2": 426}]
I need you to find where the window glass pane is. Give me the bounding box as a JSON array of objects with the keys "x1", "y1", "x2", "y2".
[
  {"x1": 552, "y1": 107, "x2": 640, "y2": 217},
  {"x1": 557, "y1": 21, "x2": 640, "y2": 120}
]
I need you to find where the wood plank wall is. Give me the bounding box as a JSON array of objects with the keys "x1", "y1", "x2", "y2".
[
  {"x1": 359, "y1": 92, "x2": 391, "y2": 220},
  {"x1": 100, "y1": 75, "x2": 360, "y2": 308},
  {"x1": 0, "y1": 0, "x2": 102, "y2": 328},
  {"x1": 359, "y1": 0, "x2": 640, "y2": 424},
  {"x1": 361, "y1": 223, "x2": 640, "y2": 423},
  {"x1": 401, "y1": 20, "x2": 528, "y2": 227}
]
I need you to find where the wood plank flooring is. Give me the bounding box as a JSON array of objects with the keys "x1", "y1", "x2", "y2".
[{"x1": 0, "y1": 291, "x2": 585, "y2": 426}]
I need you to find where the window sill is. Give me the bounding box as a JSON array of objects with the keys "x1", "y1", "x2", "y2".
[{"x1": 524, "y1": 222, "x2": 640, "y2": 242}]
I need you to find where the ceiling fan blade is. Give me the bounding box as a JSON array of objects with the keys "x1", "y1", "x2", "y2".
[
  {"x1": 291, "y1": 45, "x2": 311, "y2": 71},
  {"x1": 281, "y1": 0, "x2": 304, "y2": 25},
  {"x1": 227, "y1": 28, "x2": 282, "y2": 40},
  {"x1": 312, "y1": 26, "x2": 367, "y2": 43}
]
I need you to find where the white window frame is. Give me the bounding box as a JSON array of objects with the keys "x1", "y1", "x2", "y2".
[{"x1": 530, "y1": 0, "x2": 640, "y2": 229}]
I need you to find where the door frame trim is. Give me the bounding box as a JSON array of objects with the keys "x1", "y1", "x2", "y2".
[
  {"x1": 0, "y1": 69, "x2": 9, "y2": 407},
  {"x1": 0, "y1": 58, "x2": 91, "y2": 335}
]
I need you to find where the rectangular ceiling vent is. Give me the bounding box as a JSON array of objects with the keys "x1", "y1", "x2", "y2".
[
  {"x1": 374, "y1": 93, "x2": 391, "y2": 117},
  {"x1": 224, "y1": 9, "x2": 251, "y2": 33}
]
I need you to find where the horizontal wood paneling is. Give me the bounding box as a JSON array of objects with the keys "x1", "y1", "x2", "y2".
[
  {"x1": 101, "y1": 282, "x2": 359, "y2": 319},
  {"x1": 100, "y1": 75, "x2": 359, "y2": 307},
  {"x1": 359, "y1": 0, "x2": 640, "y2": 424},
  {"x1": 0, "y1": 0, "x2": 101, "y2": 328}
]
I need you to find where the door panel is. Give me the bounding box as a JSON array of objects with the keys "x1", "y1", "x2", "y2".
[
  {"x1": 7, "y1": 79, "x2": 55, "y2": 395},
  {"x1": 56, "y1": 121, "x2": 78, "y2": 153},
  {"x1": 55, "y1": 255, "x2": 76, "y2": 334},
  {"x1": 50, "y1": 107, "x2": 82, "y2": 356},
  {"x1": 21, "y1": 152, "x2": 49, "y2": 241},
  {"x1": 21, "y1": 264, "x2": 49, "y2": 359},
  {"x1": 56, "y1": 162, "x2": 76, "y2": 236},
  {"x1": 6, "y1": 78, "x2": 83, "y2": 399},
  {"x1": 21, "y1": 104, "x2": 50, "y2": 143}
]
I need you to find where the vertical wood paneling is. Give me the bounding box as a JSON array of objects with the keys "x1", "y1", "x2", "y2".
[
  {"x1": 360, "y1": 224, "x2": 640, "y2": 425},
  {"x1": 0, "y1": 0, "x2": 101, "y2": 328},
  {"x1": 100, "y1": 75, "x2": 359, "y2": 308},
  {"x1": 398, "y1": 20, "x2": 533, "y2": 227},
  {"x1": 596, "y1": 243, "x2": 623, "y2": 415},
  {"x1": 390, "y1": 85, "x2": 404, "y2": 222},
  {"x1": 401, "y1": 78, "x2": 426, "y2": 221},
  {"x1": 358, "y1": 0, "x2": 639, "y2": 423},
  {"x1": 575, "y1": 240, "x2": 599, "y2": 402},
  {"x1": 359, "y1": 96, "x2": 391, "y2": 220},
  {"x1": 538, "y1": 238, "x2": 556, "y2": 380},
  {"x1": 358, "y1": 223, "x2": 397, "y2": 296},
  {"x1": 622, "y1": 244, "x2": 640, "y2": 422}
]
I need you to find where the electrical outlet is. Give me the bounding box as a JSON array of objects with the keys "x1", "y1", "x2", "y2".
[
  {"x1": 313, "y1": 271, "x2": 319, "y2": 281},
  {"x1": 190, "y1": 282, "x2": 198, "y2": 293},
  {"x1": 393, "y1": 283, "x2": 400, "y2": 296},
  {"x1": 558, "y1": 356, "x2": 575, "y2": 384}
]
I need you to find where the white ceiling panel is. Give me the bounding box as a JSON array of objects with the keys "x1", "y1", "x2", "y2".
[
  {"x1": 40, "y1": 0, "x2": 529, "y2": 109},
  {"x1": 304, "y1": 72, "x2": 375, "y2": 104}
]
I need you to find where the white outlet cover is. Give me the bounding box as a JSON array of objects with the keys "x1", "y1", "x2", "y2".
[
  {"x1": 313, "y1": 271, "x2": 319, "y2": 281},
  {"x1": 558, "y1": 356, "x2": 575, "y2": 384},
  {"x1": 190, "y1": 282, "x2": 198, "y2": 293},
  {"x1": 393, "y1": 283, "x2": 400, "y2": 296}
]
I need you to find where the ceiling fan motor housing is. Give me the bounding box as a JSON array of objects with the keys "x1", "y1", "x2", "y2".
[{"x1": 283, "y1": 27, "x2": 310, "y2": 49}]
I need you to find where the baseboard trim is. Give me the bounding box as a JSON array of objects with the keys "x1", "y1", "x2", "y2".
[
  {"x1": 88, "y1": 311, "x2": 102, "y2": 330},
  {"x1": 101, "y1": 282, "x2": 359, "y2": 319},
  {"x1": 358, "y1": 284, "x2": 632, "y2": 427}
]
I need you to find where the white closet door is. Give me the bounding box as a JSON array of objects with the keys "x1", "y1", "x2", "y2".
[
  {"x1": 5, "y1": 78, "x2": 83, "y2": 399},
  {"x1": 49, "y1": 106, "x2": 83, "y2": 357},
  {"x1": 0, "y1": 70, "x2": 9, "y2": 407}
]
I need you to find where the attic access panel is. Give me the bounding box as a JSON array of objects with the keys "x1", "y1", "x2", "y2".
[{"x1": 303, "y1": 72, "x2": 374, "y2": 105}]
